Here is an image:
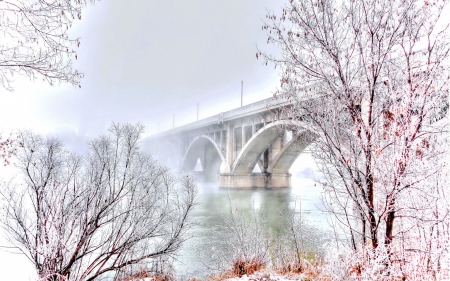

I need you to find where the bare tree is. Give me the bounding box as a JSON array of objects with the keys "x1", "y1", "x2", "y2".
[
  {"x1": 0, "y1": 123, "x2": 197, "y2": 281},
  {"x1": 261, "y1": 0, "x2": 449, "y2": 277},
  {"x1": 0, "y1": 132, "x2": 16, "y2": 165},
  {"x1": 0, "y1": 0, "x2": 97, "y2": 91},
  {"x1": 0, "y1": 0, "x2": 97, "y2": 165}
]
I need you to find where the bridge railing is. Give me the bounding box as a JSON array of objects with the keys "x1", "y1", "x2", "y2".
[{"x1": 146, "y1": 91, "x2": 321, "y2": 139}]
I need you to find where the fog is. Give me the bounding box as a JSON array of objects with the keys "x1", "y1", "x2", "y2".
[
  {"x1": 0, "y1": 1, "x2": 321, "y2": 279},
  {"x1": 0, "y1": 0, "x2": 282, "y2": 147}
]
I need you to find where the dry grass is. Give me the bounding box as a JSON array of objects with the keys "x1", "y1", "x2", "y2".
[
  {"x1": 274, "y1": 257, "x2": 320, "y2": 281},
  {"x1": 275, "y1": 262, "x2": 304, "y2": 274},
  {"x1": 232, "y1": 257, "x2": 265, "y2": 277},
  {"x1": 119, "y1": 269, "x2": 171, "y2": 281},
  {"x1": 208, "y1": 256, "x2": 266, "y2": 280}
]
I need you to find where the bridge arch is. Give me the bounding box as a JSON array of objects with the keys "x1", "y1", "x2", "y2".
[
  {"x1": 270, "y1": 130, "x2": 316, "y2": 174},
  {"x1": 232, "y1": 120, "x2": 316, "y2": 174},
  {"x1": 182, "y1": 135, "x2": 227, "y2": 180}
]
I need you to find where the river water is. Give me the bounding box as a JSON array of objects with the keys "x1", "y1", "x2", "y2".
[
  {"x1": 174, "y1": 154, "x2": 330, "y2": 279},
  {"x1": 0, "y1": 153, "x2": 329, "y2": 280}
]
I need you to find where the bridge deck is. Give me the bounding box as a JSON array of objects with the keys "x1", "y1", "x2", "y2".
[
  {"x1": 149, "y1": 95, "x2": 290, "y2": 139},
  {"x1": 144, "y1": 92, "x2": 320, "y2": 188}
]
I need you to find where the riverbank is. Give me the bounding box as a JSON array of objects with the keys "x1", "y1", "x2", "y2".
[
  {"x1": 131, "y1": 270, "x2": 315, "y2": 281},
  {"x1": 220, "y1": 271, "x2": 312, "y2": 281}
]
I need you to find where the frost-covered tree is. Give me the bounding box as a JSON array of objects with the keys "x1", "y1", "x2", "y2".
[
  {"x1": 261, "y1": 0, "x2": 449, "y2": 278},
  {"x1": 0, "y1": 123, "x2": 197, "y2": 281},
  {"x1": 0, "y1": 133, "x2": 16, "y2": 165},
  {"x1": 0, "y1": 0, "x2": 97, "y2": 165},
  {"x1": 0, "y1": 0, "x2": 97, "y2": 91}
]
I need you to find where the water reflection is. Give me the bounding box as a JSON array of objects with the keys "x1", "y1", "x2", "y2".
[{"x1": 174, "y1": 180, "x2": 329, "y2": 279}]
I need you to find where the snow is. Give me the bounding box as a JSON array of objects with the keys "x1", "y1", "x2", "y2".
[{"x1": 223, "y1": 270, "x2": 308, "y2": 281}]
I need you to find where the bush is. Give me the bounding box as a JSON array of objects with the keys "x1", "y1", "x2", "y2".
[{"x1": 207, "y1": 201, "x2": 270, "y2": 278}]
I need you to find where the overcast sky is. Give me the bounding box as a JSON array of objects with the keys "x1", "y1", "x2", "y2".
[
  {"x1": 1, "y1": 1, "x2": 449, "y2": 279},
  {"x1": 0, "y1": 0, "x2": 283, "y2": 152},
  {"x1": 0, "y1": 2, "x2": 290, "y2": 279}
]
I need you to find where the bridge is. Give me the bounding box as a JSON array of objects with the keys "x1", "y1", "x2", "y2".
[{"x1": 143, "y1": 95, "x2": 316, "y2": 188}]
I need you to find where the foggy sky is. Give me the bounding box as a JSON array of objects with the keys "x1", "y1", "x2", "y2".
[
  {"x1": 0, "y1": 2, "x2": 321, "y2": 279},
  {"x1": 0, "y1": 0, "x2": 282, "y2": 151}
]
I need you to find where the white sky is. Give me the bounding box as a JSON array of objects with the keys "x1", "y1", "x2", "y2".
[
  {"x1": 1, "y1": 1, "x2": 448, "y2": 279},
  {"x1": 0, "y1": 0, "x2": 282, "y2": 151},
  {"x1": 0, "y1": 1, "x2": 286, "y2": 279}
]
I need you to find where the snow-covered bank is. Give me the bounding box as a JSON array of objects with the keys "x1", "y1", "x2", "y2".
[{"x1": 222, "y1": 271, "x2": 309, "y2": 281}]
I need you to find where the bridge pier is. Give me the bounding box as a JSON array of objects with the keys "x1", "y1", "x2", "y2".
[{"x1": 219, "y1": 173, "x2": 291, "y2": 189}]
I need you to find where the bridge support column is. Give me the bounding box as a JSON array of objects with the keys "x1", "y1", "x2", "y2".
[{"x1": 219, "y1": 173, "x2": 291, "y2": 189}]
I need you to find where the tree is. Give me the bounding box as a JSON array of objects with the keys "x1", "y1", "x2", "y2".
[
  {"x1": 0, "y1": 132, "x2": 16, "y2": 165},
  {"x1": 0, "y1": 123, "x2": 197, "y2": 281},
  {"x1": 0, "y1": 0, "x2": 96, "y2": 91},
  {"x1": 261, "y1": 0, "x2": 449, "y2": 277},
  {"x1": 0, "y1": 0, "x2": 97, "y2": 165}
]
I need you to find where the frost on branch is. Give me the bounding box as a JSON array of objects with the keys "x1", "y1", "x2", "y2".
[
  {"x1": 262, "y1": 0, "x2": 449, "y2": 278},
  {"x1": 0, "y1": 0, "x2": 97, "y2": 91},
  {"x1": 0, "y1": 132, "x2": 17, "y2": 166},
  {"x1": 0, "y1": 123, "x2": 198, "y2": 281}
]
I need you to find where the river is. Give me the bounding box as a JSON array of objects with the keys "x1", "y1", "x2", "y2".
[
  {"x1": 174, "y1": 154, "x2": 330, "y2": 279},
  {"x1": 0, "y1": 153, "x2": 329, "y2": 280}
]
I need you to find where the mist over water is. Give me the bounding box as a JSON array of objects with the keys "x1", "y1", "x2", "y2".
[
  {"x1": 0, "y1": 146, "x2": 327, "y2": 280},
  {"x1": 174, "y1": 157, "x2": 330, "y2": 279}
]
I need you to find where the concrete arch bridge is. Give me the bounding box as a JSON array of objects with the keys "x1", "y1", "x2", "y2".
[{"x1": 144, "y1": 97, "x2": 316, "y2": 188}]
